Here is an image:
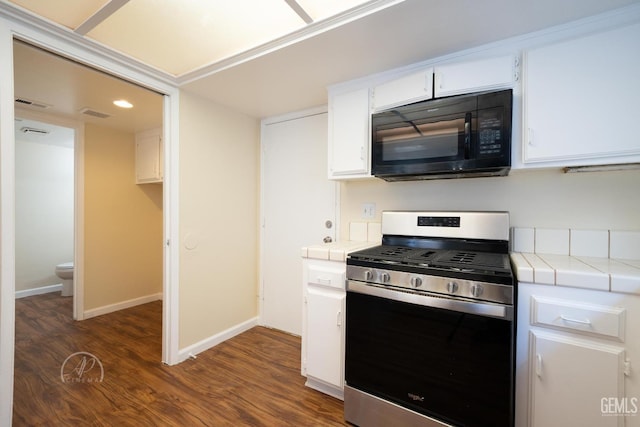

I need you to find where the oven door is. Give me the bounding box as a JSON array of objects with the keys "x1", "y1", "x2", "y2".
[{"x1": 345, "y1": 281, "x2": 515, "y2": 427}]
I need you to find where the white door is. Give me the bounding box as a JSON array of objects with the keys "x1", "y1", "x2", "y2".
[{"x1": 261, "y1": 110, "x2": 337, "y2": 335}]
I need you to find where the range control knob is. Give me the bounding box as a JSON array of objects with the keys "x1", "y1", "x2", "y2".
[
  {"x1": 380, "y1": 272, "x2": 390, "y2": 283},
  {"x1": 446, "y1": 281, "x2": 459, "y2": 294},
  {"x1": 364, "y1": 270, "x2": 373, "y2": 281},
  {"x1": 470, "y1": 284, "x2": 484, "y2": 298},
  {"x1": 410, "y1": 277, "x2": 423, "y2": 288}
]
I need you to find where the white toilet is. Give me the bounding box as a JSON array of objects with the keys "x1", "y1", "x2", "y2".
[{"x1": 55, "y1": 262, "x2": 74, "y2": 297}]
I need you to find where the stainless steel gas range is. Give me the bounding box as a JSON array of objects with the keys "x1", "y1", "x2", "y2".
[{"x1": 344, "y1": 211, "x2": 515, "y2": 427}]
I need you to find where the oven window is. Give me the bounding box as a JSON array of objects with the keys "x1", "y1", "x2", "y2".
[{"x1": 345, "y1": 291, "x2": 514, "y2": 427}]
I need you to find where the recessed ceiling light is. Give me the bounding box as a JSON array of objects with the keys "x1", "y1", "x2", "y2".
[{"x1": 113, "y1": 99, "x2": 133, "y2": 108}]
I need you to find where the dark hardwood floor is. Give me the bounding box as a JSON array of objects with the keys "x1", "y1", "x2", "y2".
[{"x1": 13, "y1": 293, "x2": 347, "y2": 426}]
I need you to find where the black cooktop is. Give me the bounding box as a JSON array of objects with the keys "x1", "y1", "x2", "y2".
[{"x1": 347, "y1": 244, "x2": 514, "y2": 285}]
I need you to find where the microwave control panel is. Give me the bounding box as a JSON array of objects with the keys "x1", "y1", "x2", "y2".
[{"x1": 477, "y1": 108, "x2": 505, "y2": 157}]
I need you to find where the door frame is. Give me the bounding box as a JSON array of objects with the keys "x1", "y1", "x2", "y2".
[
  {"x1": 258, "y1": 105, "x2": 341, "y2": 329},
  {"x1": 0, "y1": 8, "x2": 181, "y2": 426}
]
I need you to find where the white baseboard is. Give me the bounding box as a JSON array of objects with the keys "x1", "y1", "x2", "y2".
[
  {"x1": 83, "y1": 292, "x2": 163, "y2": 319},
  {"x1": 15, "y1": 284, "x2": 62, "y2": 299},
  {"x1": 177, "y1": 316, "x2": 258, "y2": 363}
]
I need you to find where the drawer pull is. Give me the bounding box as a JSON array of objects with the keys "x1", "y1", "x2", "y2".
[
  {"x1": 560, "y1": 315, "x2": 592, "y2": 326},
  {"x1": 317, "y1": 277, "x2": 332, "y2": 285}
]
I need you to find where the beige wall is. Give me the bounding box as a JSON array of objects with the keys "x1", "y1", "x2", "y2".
[
  {"x1": 340, "y1": 168, "x2": 640, "y2": 237},
  {"x1": 178, "y1": 91, "x2": 260, "y2": 349},
  {"x1": 84, "y1": 123, "x2": 163, "y2": 311}
]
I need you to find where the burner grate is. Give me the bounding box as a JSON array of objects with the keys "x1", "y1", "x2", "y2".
[
  {"x1": 433, "y1": 251, "x2": 510, "y2": 271},
  {"x1": 379, "y1": 247, "x2": 414, "y2": 257},
  {"x1": 449, "y1": 252, "x2": 476, "y2": 264}
]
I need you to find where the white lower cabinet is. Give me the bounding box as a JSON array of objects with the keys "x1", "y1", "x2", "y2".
[
  {"x1": 517, "y1": 283, "x2": 639, "y2": 427},
  {"x1": 302, "y1": 259, "x2": 346, "y2": 399},
  {"x1": 306, "y1": 286, "x2": 344, "y2": 388},
  {"x1": 529, "y1": 330, "x2": 625, "y2": 427}
]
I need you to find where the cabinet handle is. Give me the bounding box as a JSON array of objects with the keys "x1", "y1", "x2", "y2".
[
  {"x1": 317, "y1": 277, "x2": 332, "y2": 285},
  {"x1": 527, "y1": 128, "x2": 534, "y2": 146},
  {"x1": 624, "y1": 358, "x2": 632, "y2": 377},
  {"x1": 360, "y1": 146, "x2": 364, "y2": 160},
  {"x1": 337, "y1": 311, "x2": 342, "y2": 327},
  {"x1": 560, "y1": 315, "x2": 592, "y2": 326},
  {"x1": 536, "y1": 353, "x2": 543, "y2": 378}
]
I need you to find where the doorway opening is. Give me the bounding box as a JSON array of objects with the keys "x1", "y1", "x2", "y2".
[
  {"x1": 13, "y1": 39, "x2": 164, "y2": 319},
  {"x1": 14, "y1": 118, "x2": 75, "y2": 304}
]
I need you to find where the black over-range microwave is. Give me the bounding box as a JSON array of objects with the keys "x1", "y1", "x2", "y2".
[{"x1": 371, "y1": 89, "x2": 513, "y2": 181}]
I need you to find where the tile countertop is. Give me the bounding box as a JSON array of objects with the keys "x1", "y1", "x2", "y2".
[
  {"x1": 301, "y1": 221, "x2": 381, "y2": 262},
  {"x1": 510, "y1": 252, "x2": 640, "y2": 294},
  {"x1": 301, "y1": 240, "x2": 379, "y2": 262},
  {"x1": 510, "y1": 227, "x2": 640, "y2": 295}
]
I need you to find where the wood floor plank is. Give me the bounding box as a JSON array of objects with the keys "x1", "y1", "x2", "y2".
[{"x1": 13, "y1": 293, "x2": 347, "y2": 426}]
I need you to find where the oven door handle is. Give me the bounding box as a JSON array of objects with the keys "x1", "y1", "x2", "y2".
[{"x1": 347, "y1": 280, "x2": 513, "y2": 320}]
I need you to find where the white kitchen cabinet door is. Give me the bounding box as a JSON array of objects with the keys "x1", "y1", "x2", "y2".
[
  {"x1": 434, "y1": 55, "x2": 517, "y2": 97},
  {"x1": 305, "y1": 285, "x2": 345, "y2": 389},
  {"x1": 328, "y1": 87, "x2": 370, "y2": 179},
  {"x1": 529, "y1": 330, "x2": 625, "y2": 427},
  {"x1": 135, "y1": 129, "x2": 162, "y2": 184},
  {"x1": 523, "y1": 23, "x2": 640, "y2": 164},
  {"x1": 372, "y1": 68, "x2": 433, "y2": 112}
]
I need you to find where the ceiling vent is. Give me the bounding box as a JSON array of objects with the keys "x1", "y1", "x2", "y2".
[
  {"x1": 20, "y1": 127, "x2": 50, "y2": 135},
  {"x1": 15, "y1": 97, "x2": 52, "y2": 109},
  {"x1": 79, "y1": 107, "x2": 111, "y2": 119}
]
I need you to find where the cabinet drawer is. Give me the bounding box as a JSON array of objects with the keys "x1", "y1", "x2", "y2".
[
  {"x1": 531, "y1": 296, "x2": 625, "y2": 341},
  {"x1": 308, "y1": 265, "x2": 345, "y2": 290}
]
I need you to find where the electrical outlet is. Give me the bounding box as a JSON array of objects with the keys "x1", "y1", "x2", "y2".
[{"x1": 362, "y1": 203, "x2": 376, "y2": 219}]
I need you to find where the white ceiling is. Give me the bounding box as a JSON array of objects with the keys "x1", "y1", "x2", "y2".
[
  {"x1": 13, "y1": 40, "x2": 164, "y2": 133},
  {"x1": 14, "y1": 118, "x2": 75, "y2": 148},
  {"x1": 6, "y1": 0, "x2": 640, "y2": 123}
]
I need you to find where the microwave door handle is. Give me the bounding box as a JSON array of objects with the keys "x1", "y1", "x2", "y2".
[{"x1": 464, "y1": 112, "x2": 472, "y2": 159}]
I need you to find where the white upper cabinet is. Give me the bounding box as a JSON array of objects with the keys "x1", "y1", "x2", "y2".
[
  {"x1": 327, "y1": 54, "x2": 519, "y2": 181},
  {"x1": 523, "y1": 22, "x2": 640, "y2": 165},
  {"x1": 135, "y1": 128, "x2": 163, "y2": 184},
  {"x1": 328, "y1": 86, "x2": 371, "y2": 179},
  {"x1": 371, "y1": 68, "x2": 433, "y2": 112},
  {"x1": 434, "y1": 55, "x2": 518, "y2": 97}
]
